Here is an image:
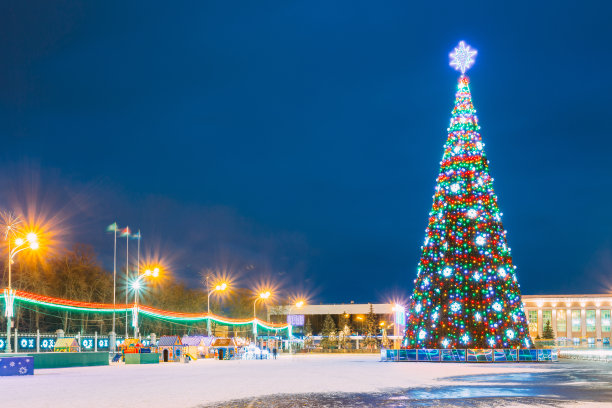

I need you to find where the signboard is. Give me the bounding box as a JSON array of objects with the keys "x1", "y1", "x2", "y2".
[
  {"x1": 81, "y1": 338, "x2": 95, "y2": 350},
  {"x1": 18, "y1": 337, "x2": 36, "y2": 350},
  {"x1": 97, "y1": 338, "x2": 110, "y2": 350},
  {"x1": 287, "y1": 314, "x2": 304, "y2": 326},
  {"x1": 40, "y1": 338, "x2": 56, "y2": 350}
]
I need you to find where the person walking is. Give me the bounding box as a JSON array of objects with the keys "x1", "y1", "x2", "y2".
[{"x1": 272, "y1": 347, "x2": 277, "y2": 360}]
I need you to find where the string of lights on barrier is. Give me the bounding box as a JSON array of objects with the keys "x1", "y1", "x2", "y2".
[{"x1": 1, "y1": 290, "x2": 290, "y2": 332}]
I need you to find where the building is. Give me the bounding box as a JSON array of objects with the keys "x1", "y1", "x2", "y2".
[
  {"x1": 522, "y1": 294, "x2": 612, "y2": 346},
  {"x1": 270, "y1": 294, "x2": 612, "y2": 346},
  {"x1": 267, "y1": 303, "x2": 404, "y2": 337}
]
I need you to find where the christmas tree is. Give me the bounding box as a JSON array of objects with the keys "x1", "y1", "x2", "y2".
[
  {"x1": 320, "y1": 314, "x2": 337, "y2": 349},
  {"x1": 404, "y1": 42, "x2": 531, "y2": 349}
]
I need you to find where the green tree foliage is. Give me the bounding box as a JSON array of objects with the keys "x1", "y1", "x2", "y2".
[
  {"x1": 338, "y1": 312, "x2": 351, "y2": 349},
  {"x1": 363, "y1": 304, "x2": 378, "y2": 350},
  {"x1": 0, "y1": 244, "x2": 261, "y2": 337},
  {"x1": 542, "y1": 320, "x2": 554, "y2": 340},
  {"x1": 320, "y1": 314, "x2": 337, "y2": 349},
  {"x1": 304, "y1": 318, "x2": 313, "y2": 350}
]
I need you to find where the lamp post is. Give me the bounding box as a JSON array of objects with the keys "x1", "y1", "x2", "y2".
[
  {"x1": 253, "y1": 291, "x2": 271, "y2": 347},
  {"x1": 207, "y1": 282, "x2": 227, "y2": 337},
  {"x1": 5, "y1": 232, "x2": 38, "y2": 353},
  {"x1": 132, "y1": 267, "x2": 159, "y2": 339},
  {"x1": 287, "y1": 300, "x2": 304, "y2": 354}
]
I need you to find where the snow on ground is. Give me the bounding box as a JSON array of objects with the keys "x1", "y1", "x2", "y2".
[{"x1": 1, "y1": 353, "x2": 555, "y2": 408}]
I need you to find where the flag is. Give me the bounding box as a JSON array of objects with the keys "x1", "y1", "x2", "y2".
[
  {"x1": 120, "y1": 227, "x2": 131, "y2": 237},
  {"x1": 106, "y1": 222, "x2": 119, "y2": 232},
  {"x1": 131, "y1": 230, "x2": 141, "y2": 240}
]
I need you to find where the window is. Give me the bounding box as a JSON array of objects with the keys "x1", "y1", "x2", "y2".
[
  {"x1": 528, "y1": 310, "x2": 538, "y2": 333},
  {"x1": 556, "y1": 310, "x2": 567, "y2": 333},
  {"x1": 602, "y1": 310, "x2": 611, "y2": 332},
  {"x1": 542, "y1": 310, "x2": 552, "y2": 330},
  {"x1": 571, "y1": 310, "x2": 581, "y2": 332},
  {"x1": 586, "y1": 310, "x2": 596, "y2": 332}
]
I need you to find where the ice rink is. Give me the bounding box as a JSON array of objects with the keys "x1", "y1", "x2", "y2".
[{"x1": 2, "y1": 353, "x2": 611, "y2": 407}]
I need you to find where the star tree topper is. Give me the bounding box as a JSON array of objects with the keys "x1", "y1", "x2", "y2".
[{"x1": 449, "y1": 41, "x2": 477, "y2": 74}]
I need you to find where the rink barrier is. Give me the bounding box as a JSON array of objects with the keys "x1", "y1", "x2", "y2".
[
  {"x1": 380, "y1": 348, "x2": 557, "y2": 362},
  {"x1": 3, "y1": 352, "x2": 110, "y2": 369}
]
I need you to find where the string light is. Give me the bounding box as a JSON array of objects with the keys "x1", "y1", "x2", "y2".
[
  {"x1": 404, "y1": 43, "x2": 531, "y2": 349},
  {"x1": 1, "y1": 290, "x2": 290, "y2": 332}
]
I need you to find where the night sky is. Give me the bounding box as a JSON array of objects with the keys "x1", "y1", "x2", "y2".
[{"x1": 1, "y1": 1, "x2": 611, "y2": 303}]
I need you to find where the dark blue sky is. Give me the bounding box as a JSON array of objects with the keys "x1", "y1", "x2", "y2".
[{"x1": 1, "y1": 1, "x2": 611, "y2": 302}]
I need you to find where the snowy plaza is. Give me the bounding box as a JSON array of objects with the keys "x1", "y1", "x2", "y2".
[
  {"x1": 2, "y1": 2, "x2": 612, "y2": 407},
  {"x1": 1, "y1": 354, "x2": 611, "y2": 407}
]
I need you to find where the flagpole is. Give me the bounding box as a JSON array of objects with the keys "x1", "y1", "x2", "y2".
[
  {"x1": 125, "y1": 230, "x2": 129, "y2": 339},
  {"x1": 136, "y1": 230, "x2": 141, "y2": 339},
  {"x1": 112, "y1": 225, "x2": 117, "y2": 350},
  {"x1": 137, "y1": 230, "x2": 141, "y2": 282}
]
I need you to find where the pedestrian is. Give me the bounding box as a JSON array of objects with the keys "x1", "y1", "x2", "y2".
[{"x1": 273, "y1": 347, "x2": 277, "y2": 359}]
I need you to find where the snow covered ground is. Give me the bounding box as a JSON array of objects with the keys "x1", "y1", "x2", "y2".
[{"x1": 0, "y1": 353, "x2": 608, "y2": 407}]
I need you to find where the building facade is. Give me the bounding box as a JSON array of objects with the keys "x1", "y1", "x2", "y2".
[
  {"x1": 267, "y1": 303, "x2": 403, "y2": 337},
  {"x1": 270, "y1": 294, "x2": 612, "y2": 346},
  {"x1": 522, "y1": 294, "x2": 612, "y2": 346}
]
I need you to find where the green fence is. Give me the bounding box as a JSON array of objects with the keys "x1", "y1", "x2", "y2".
[
  {"x1": 124, "y1": 353, "x2": 159, "y2": 364},
  {"x1": 12, "y1": 352, "x2": 110, "y2": 369}
]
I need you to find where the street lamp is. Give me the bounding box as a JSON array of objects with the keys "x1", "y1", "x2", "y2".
[
  {"x1": 253, "y1": 291, "x2": 271, "y2": 347},
  {"x1": 132, "y1": 267, "x2": 159, "y2": 338},
  {"x1": 5, "y1": 231, "x2": 38, "y2": 353},
  {"x1": 207, "y1": 282, "x2": 228, "y2": 337},
  {"x1": 287, "y1": 300, "x2": 305, "y2": 354}
]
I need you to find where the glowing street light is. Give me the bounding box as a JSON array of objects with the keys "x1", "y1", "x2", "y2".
[
  {"x1": 144, "y1": 267, "x2": 160, "y2": 278},
  {"x1": 254, "y1": 291, "x2": 271, "y2": 317},
  {"x1": 132, "y1": 267, "x2": 160, "y2": 338},
  {"x1": 207, "y1": 281, "x2": 228, "y2": 336}
]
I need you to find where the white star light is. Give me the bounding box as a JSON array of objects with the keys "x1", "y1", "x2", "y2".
[{"x1": 450, "y1": 41, "x2": 477, "y2": 74}]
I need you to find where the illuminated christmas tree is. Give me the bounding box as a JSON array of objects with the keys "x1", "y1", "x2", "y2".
[{"x1": 404, "y1": 42, "x2": 531, "y2": 349}]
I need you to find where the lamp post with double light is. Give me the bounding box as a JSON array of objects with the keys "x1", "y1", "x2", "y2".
[
  {"x1": 253, "y1": 291, "x2": 271, "y2": 347},
  {"x1": 207, "y1": 282, "x2": 227, "y2": 336},
  {"x1": 5, "y1": 232, "x2": 38, "y2": 353},
  {"x1": 131, "y1": 267, "x2": 159, "y2": 338}
]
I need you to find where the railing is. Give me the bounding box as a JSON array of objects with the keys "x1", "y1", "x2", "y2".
[{"x1": 380, "y1": 348, "x2": 558, "y2": 362}]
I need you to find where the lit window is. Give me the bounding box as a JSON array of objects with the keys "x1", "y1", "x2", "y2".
[
  {"x1": 542, "y1": 310, "x2": 552, "y2": 331},
  {"x1": 556, "y1": 310, "x2": 567, "y2": 333},
  {"x1": 586, "y1": 310, "x2": 596, "y2": 332},
  {"x1": 602, "y1": 310, "x2": 611, "y2": 332},
  {"x1": 571, "y1": 310, "x2": 581, "y2": 332},
  {"x1": 528, "y1": 310, "x2": 538, "y2": 334}
]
